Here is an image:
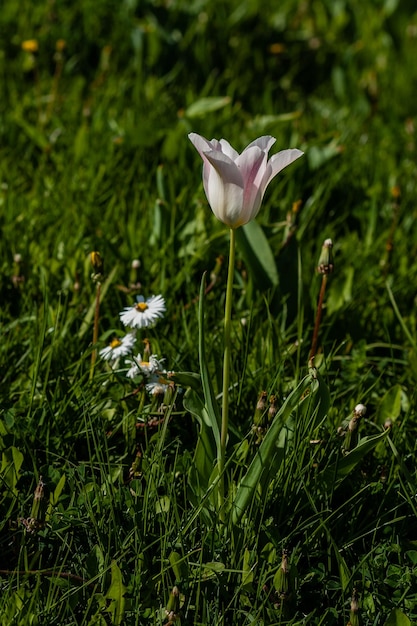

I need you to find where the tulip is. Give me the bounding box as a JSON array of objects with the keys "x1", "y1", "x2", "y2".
[
  {"x1": 188, "y1": 132, "x2": 304, "y2": 520},
  {"x1": 188, "y1": 133, "x2": 303, "y2": 228}
]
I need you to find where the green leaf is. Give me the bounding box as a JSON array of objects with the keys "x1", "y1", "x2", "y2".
[
  {"x1": 168, "y1": 371, "x2": 201, "y2": 391},
  {"x1": 105, "y1": 561, "x2": 126, "y2": 626},
  {"x1": 1, "y1": 446, "x2": 24, "y2": 493},
  {"x1": 185, "y1": 96, "x2": 231, "y2": 118},
  {"x1": 241, "y1": 548, "x2": 254, "y2": 589},
  {"x1": 231, "y1": 372, "x2": 319, "y2": 525},
  {"x1": 169, "y1": 551, "x2": 188, "y2": 582},
  {"x1": 376, "y1": 384, "x2": 403, "y2": 424},
  {"x1": 184, "y1": 389, "x2": 217, "y2": 489},
  {"x1": 320, "y1": 429, "x2": 389, "y2": 490},
  {"x1": 201, "y1": 561, "x2": 225, "y2": 580},
  {"x1": 236, "y1": 221, "x2": 279, "y2": 290},
  {"x1": 51, "y1": 474, "x2": 66, "y2": 505},
  {"x1": 384, "y1": 609, "x2": 411, "y2": 626},
  {"x1": 198, "y1": 274, "x2": 221, "y2": 451}
]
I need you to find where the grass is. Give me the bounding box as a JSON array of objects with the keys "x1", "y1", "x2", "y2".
[{"x1": 1, "y1": 0, "x2": 417, "y2": 624}]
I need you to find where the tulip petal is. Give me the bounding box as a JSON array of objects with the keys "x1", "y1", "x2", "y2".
[
  {"x1": 188, "y1": 132, "x2": 214, "y2": 156},
  {"x1": 243, "y1": 135, "x2": 276, "y2": 154},
  {"x1": 261, "y1": 149, "x2": 304, "y2": 193},
  {"x1": 219, "y1": 138, "x2": 239, "y2": 160},
  {"x1": 235, "y1": 146, "x2": 267, "y2": 224},
  {"x1": 203, "y1": 150, "x2": 244, "y2": 227},
  {"x1": 189, "y1": 133, "x2": 219, "y2": 207}
]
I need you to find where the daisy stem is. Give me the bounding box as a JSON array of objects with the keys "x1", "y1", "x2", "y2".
[
  {"x1": 219, "y1": 227, "x2": 236, "y2": 518},
  {"x1": 89, "y1": 281, "x2": 101, "y2": 381}
]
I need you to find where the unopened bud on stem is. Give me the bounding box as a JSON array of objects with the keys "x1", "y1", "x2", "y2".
[{"x1": 317, "y1": 238, "x2": 334, "y2": 274}]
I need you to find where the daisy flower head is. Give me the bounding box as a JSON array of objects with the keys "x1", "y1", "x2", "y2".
[
  {"x1": 145, "y1": 379, "x2": 169, "y2": 397},
  {"x1": 100, "y1": 332, "x2": 136, "y2": 362},
  {"x1": 120, "y1": 295, "x2": 166, "y2": 330},
  {"x1": 126, "y1": 354, "x2": 164, "y2": 379}
]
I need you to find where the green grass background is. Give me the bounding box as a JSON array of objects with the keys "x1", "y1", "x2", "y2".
[{"x1": 1, "y1": 0, "x2": 417, "y2": 624}]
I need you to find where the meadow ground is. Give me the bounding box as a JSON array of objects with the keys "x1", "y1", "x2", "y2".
[{"x1": 1, "y1": 0, "x2": 417, "y2": 624}]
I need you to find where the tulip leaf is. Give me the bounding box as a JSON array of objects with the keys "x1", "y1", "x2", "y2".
[
  {"x1": 185, "y1": 96, "x2": 231, "y2": 119},
  {"x1": 236, "y1": 221, "x2": 279, "y2": 290},
  {"x1": 184, "y1": 275, "x2": 222, "y2": 491},
  {"x1": 231, "y1": 370, "x2": 328, "y2": 525},
  {"x1": 183, "y1": 388, "x2": 217, "y2": 489},
  {"x1": 198, "y1": 274, "x2": 221, "y2": 451}
]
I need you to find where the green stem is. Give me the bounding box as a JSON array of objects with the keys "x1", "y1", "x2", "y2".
[
  {"x1": 89, "y1": 281, "x2": 101, "y2": 381},
  {"x1": 219, "y1": 227, "x2": 236, "y2": 517}
]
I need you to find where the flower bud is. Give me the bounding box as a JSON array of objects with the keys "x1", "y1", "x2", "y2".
[
  {"x1": 253, "y1": 390, "x2": 268, "y2": 426},
  {"x1": 165, "y1": 585, "x2": 180, "y2": 621},
  {"x1": 347, "y1": 588, "x2": 360, "y2": 626},
  {"x1": 22, "y1": 39, "x2": 39, "y2": 53},
  {"x1": 90, "y1": 251, "x2": 104, "y2": 282},
  {"x1": 317, "y1": 238, "x2": 334, "y2": 274}
]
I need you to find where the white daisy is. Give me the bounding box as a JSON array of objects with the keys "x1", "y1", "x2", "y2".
[
  {"x1": 100, "y1": 332, "x2": 136, "y2": 362},
  {"x1": 126, "y1": 354, "x2": 164, "y2": 379},
  {"x1": 145, "y1": 379, "x2": 169, "y2": 397},
  {"x1": 120, "y1": 295, "x2": 166, "y2": 329}
]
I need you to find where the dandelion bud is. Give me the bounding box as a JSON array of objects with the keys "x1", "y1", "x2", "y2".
[
  {"x1": 273, "y1": 549, "x2": 291, "y2": 600},
  {"x1": 347, "y1": 588, "x2": 360, "y2": 626},
  {"x1": 253, "y1": 390, "x2": 268, "y2": 426},
  {"x1": 91, "y1": 251, "x2": 104, "y2": 274},
  {"x1": 354, "y1": 404, "x2": 367, "y2": 418},
  {"x1": 55, "y1": 39, "x2": 66, "y2": 52},
  {"x1": 130, "y1": 259, "x2": 141, "y2": 288},
  {"x1": 21, "y1": 39, "x2": 39, "y2": 53},
  {"x1": 268, "y1": 395, "x2": 278, "y2": 422},
  {"x1": 317, "y1": 238, "x2": 334, "y2": 274},
  {"x1": 256, "y1": 390, "x2": 268, "y2": 412},
  {"x1": 165, "y1": 585, "x2": 180, "y2": 621},
  {"x1": 210, "y1": 255, "x2": 224, "y2": 284},
  {"x1": 343, "y1": 403, "x2": 367, "y2": 453}
]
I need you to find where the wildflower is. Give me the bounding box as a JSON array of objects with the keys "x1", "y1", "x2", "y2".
[
  {"x1": 100, "y1": 333, "x2": 136, "y2": 362},
  {"x1": 188, "y1": 133, "x2": 303, "y2": 228},
  {"x1": 120, "y1": 295, "x2": 166, "y2": 329},
  {"x1": 146, "y1": 380, "x2": 169, "y2": 397},
  {"x1": 22, "y1": 39, "x2": 38, "y2": 53},
  {"x1": 126, "y1": 354, "x2": 164, "y2": 379}
]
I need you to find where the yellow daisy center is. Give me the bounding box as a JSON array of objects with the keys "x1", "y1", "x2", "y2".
[
  {"x1": 135, "y1": 302, "x2": 149, "y2": 312},
  {"x1": 110, "y1": 338, "x2": 122, "y2": 349}
]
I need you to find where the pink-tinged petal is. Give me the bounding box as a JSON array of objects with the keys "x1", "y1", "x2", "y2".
[
  {"x1": 188, "y1": 132, "x2": 214, "y2": 157},
  {"x1": 235, "y1": 146, "x2": 267, "y2": 220},
  {"x1": 189, "y1": 133, "x2": 219, "y2": 205},
  {"x1": 243, "y1": 135, "x2": 276, "y2": 154},
  {"x1": 204, "y1": 150, "x2": 244, "y2": 226},
  {"x1": 219, "y1": 138, "x2": 239, "y2": 160},
  {"x1": 261, "y1": 149, "x2": 304, "y2": 193}
]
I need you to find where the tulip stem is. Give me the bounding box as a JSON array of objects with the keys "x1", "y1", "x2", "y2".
[{"x1": 219, "y1": 227, "x2": 235, "y2": 519}]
